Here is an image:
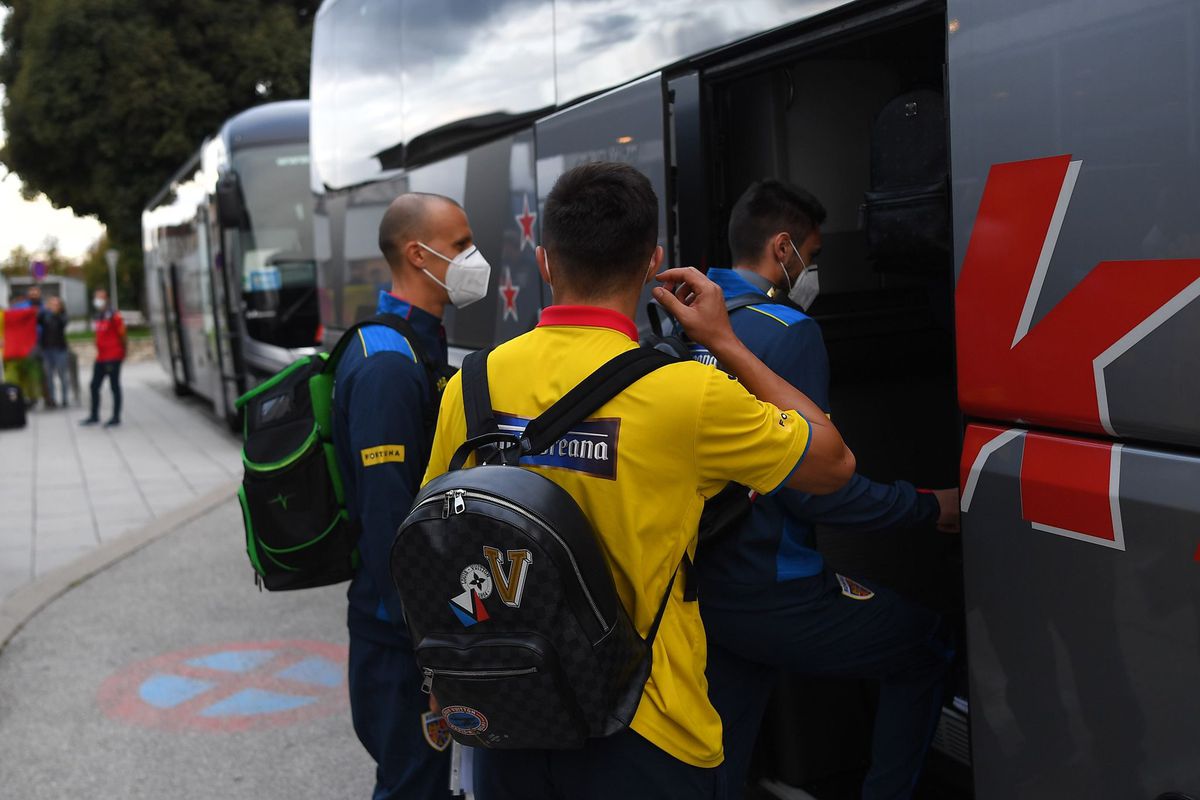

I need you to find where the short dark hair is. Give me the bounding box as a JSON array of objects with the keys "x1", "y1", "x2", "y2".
[
  {"x1": 728, "y1": 180, "x2": 827, "y2": 264},
  {"x1": 542, "y1": 162, "x2": 659, "y2": 298}
]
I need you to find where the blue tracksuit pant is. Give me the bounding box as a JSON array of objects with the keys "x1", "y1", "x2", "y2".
[
  {"x1": 348, "y1": 611, "x2": 453, "y2": 800},
  {"x1": 702, "y1": 571, "x2": 951, "y2": 800},
  {"x1": 472, "y1": 728, "x2": 725, "y2": 800}
]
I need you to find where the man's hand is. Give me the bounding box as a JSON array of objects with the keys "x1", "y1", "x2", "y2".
[
  {"x1": 652, "y1": 267, "x2": 736, "y2": 354},
  {"x1": 932, "y1": 488, "x2": 960, "y2": 534}
]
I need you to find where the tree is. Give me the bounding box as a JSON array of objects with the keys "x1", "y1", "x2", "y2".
[
  {"x1": 0, "y1": 0, "x2": 319, "y2": 309},
  {"x1": 0, "y1": 243, "x2": 32, "y2": 278}
]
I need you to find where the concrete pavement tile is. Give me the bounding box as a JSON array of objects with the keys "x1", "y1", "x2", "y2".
[
  {"x1": 146, "y1": 497, "x2": 197, "y2": 517},
  {"x1": 0, "y1": 531, "x2": 34, "y2": 551},
  {"x1": 82, "y1": 478, "x2": 140, "y2": 494},
  {"x1": 34, "y1": 530, "x2": 97, "y2": 553},
  {"x1": 137, "y1": 480, "x2": 194, "y2": 499},
  {"x1": 32, "y1": 476, "x2": 85, "y2": 490},
  {"x1": 35, "y1": 520, "x2": 96, "y2": 545},
  {"x1": 32, "y1": 545, "x2": 96, "y2": 576},
  {"x1": 0, "y1": 527, "x2": 34, "y2": 547},
  {"x1": 0, "y1": 545, "x2": 33, "y2": 574},
  {"x1": 96, "y1": 520, "x2": 149, "y2": 542},
  {"x1": 0, "y1": 506, "x2": 34, "y2": 523},
  {"x1": 91, "y1": 501, "x2": 149, "y2": 520},
  {"x1": 190, "y1": 476, "x2": 238, "y2": 496},
  {"x1": 36, "y1": 504, "x2": 94, "y2": 522},
  {"x1": 0, "y1": 570, "x2": 31, "y2": 600},
  {"x1": 35, "y1": 494, "x2": 92, "y2": 518}
]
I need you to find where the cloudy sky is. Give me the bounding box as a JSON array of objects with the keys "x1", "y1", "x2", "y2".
[{"x1": 0, "y1": 7, "x2": 105, "y2": 262}]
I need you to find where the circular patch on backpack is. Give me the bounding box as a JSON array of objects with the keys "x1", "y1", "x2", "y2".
[
  {"x1": 459, "y1": 564, "x2": 493, "y2": 599},
  {"x1": 442, "y1": 705, "x2": 488, "y2": 734}
]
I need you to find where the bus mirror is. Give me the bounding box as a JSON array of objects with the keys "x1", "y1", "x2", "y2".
[{"x1": 216, "y1": 173, "x2": 245, "y2": 229}]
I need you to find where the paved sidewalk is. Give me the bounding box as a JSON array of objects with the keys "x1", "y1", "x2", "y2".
[
  {"x1": 0, "y1": 496, "x2": 374, "y2": 798},
  {"x1": 0, "y1": 360, "x2": 241, "y2": 600}
]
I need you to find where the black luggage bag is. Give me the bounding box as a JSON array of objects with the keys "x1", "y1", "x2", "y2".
[{"x1": 0, "y1": 383, "x2": 27, "y2": 430}]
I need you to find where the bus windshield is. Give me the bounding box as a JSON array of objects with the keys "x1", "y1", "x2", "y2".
[{"x1": 232, "y1": 143, "x2": 319, "y2": 348}]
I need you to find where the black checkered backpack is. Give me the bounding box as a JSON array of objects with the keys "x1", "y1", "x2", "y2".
[{"x1": 391, "y1": 347, "x2": 679, "y2": 750}]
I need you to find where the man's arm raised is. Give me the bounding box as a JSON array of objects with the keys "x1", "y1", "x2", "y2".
[{"x1": 653, "y1": 267, "x2": 855, "y2": 495}]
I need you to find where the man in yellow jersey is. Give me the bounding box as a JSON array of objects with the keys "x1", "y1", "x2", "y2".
[{"x1": 422, "y1": 162, "x2": 855, "y2": 800}]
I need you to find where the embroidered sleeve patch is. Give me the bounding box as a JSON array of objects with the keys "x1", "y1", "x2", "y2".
[
  {"x1": 836, "y1": 573, "x2": 876, "y2": 601},
  {"x1": 361, "y1": 444, "x2": 405, "y2": 467}
]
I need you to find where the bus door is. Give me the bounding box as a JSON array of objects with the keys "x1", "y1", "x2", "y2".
[
  {"x1": 202, "y1": 204, "x2": 240, "y2": 426},
  {"x1": 949, "y1": 0, "x2": 1200, "y2": 796},
  {"x1": 669, "y1": 5, "x2": 968, "y2": 795},
  {"x1": 162, "y1": 263, "x2": 191, "y2": 395}
]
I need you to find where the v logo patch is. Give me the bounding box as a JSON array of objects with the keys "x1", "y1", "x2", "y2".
[{"x1": 481, "y1": 547, "x2": 533, "y2": 608}]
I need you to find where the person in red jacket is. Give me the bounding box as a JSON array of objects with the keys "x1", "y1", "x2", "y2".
[
  {"x1": 3, "y1": 291, "x2": 40, "y2": 408},
  {"x1": 80, "y1": 289, "x2": 126, "y2": 427}
]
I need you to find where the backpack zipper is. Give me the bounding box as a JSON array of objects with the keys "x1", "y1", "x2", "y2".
[
  {"x1": 416, "y1": 489, "x2": 609, "y2": 633},
  {"x1": 441, "y1": 489, "x2": 466, "y2": 518},
  {"x1": 421, "y1": 665, "x2": 537, "y2": 694}
]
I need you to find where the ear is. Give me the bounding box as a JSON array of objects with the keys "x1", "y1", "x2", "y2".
[
  {"x1": 771, "y1": 233, "x2": 791, "y2": 263},
  {"x1": 644, "y1": 245, "x2": 665, "y2": 283},
  {"x1": 536, "y1": 245, "x2": 551, "y2": 286},
  {"x1": 403, "y1": 240, "x2": 426, "y2": 271}
]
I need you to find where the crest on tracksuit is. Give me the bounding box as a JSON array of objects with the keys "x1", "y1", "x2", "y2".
[{"x1": 421, "y1": 710, "x2": 451, "y2": 751}]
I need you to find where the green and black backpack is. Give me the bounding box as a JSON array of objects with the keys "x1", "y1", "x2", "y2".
[{"x1": 235, "y1": 314, "x2": 446, "y2": 591}]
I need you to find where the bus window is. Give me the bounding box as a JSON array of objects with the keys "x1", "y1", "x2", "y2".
[{"x1": 233, "y1": 145, "x2": 320, "y2": 348}]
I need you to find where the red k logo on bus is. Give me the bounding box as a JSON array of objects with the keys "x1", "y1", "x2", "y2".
[{"x1": 957, "y1": 155, "x2": 1200, "y2": 549}]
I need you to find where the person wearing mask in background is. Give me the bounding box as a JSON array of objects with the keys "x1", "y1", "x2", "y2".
[
  {"x1": 80, "y1": 289, "x2": 125, "y2": 427},
  {"x1": 422, "y1": 162, "x2": 856, "y2": 800},
  {"x1": 332, "y1": 192, "x2": 487, "y2": 799},
  {"x1": 39, "y1": 295, "x2": 70, "y2": 409},
  {"x1": 697, "y1": 179, "x2": 959, "y2": 800}
]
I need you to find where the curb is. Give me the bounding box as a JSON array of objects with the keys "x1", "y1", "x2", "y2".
[{"x1": 0, "y1": 479, "x2": 239, "y2": 652}]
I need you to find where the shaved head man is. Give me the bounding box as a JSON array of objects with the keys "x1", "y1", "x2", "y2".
[
  {"x1": 332, "y1": 193, "x2": 490, "y2": 800},
  {"x1": 377, "y1": 193, "x2": 487, "y2": 316}
]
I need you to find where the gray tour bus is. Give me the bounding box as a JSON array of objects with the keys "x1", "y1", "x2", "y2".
[
  {"x1": 309, "y1": 1, "x2": 1200, "y2": 797},
  {"x1": 143, "y1": 100, "x2": 321, "y2": 429}
]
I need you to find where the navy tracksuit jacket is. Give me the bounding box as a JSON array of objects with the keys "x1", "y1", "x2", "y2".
[
  {"x1": 332, "y1": 290, "x2": 453, "y2": 800},
  {"x1": 696, "y1": 268, "x2": 950, "y2": 800}
]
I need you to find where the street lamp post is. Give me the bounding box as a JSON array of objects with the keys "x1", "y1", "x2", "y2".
[{"x1": 105, "y1": 249, "x2": 119, "y2": 310}]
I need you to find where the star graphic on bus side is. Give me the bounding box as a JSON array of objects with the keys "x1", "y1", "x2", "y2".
[
  {"x1": 501, "y1": 267, "x2": 520, "y2": 322},
  {"x1": 515, "y1": 194, "x2": 536, "y2": 250}
]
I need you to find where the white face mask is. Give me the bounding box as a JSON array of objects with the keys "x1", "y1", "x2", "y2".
[
  {"x1": 93, "y1": 297, "x2": 105, "y2": 311},
  {"x1": 418, "y1": 243, "x2": 491, "y2": 308},
  {"x1": 779, "y1": 240, "x2": 820, "y2": 311}
]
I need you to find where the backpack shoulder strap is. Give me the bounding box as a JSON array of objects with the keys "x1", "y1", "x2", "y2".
[
  {"x1": 521, "y1": 348, "x2": 676, "y2": 454},
  {"x1": 449, "y1": 347, "x2": 676, "y2": 472},
  {"x1": 324, "y1": 313, "x2": 429, "y2": 374},
  {"x1": 446, "y1": 349, "x2": 502, "y2": 471},
  {"x1": 725, "y1": 292, "x2": 765, "y2": 315},
  {"x1": 461, "y1": 348, "x2": 498, "y2": 441}
]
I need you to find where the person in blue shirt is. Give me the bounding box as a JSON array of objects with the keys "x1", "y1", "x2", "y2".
[
  {"x1": 697, "y1": 180, "x2": 959, "y2": 800},
  {"x1": 332, "y1": 192, "x2": 490, "y2": 800}
]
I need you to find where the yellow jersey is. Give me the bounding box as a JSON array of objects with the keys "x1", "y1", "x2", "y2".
[{"x1": 423, "y1": 305, "x2": 811, "y2": 768}]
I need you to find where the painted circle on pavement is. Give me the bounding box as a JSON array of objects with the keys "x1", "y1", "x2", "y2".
[{"x1": 97, "y1": 640, "x2": 348, "y2": 732}]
